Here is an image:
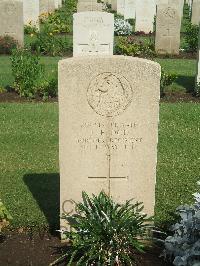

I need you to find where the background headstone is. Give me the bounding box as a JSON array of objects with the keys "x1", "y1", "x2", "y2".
[
  {"x1": 23, "y1": 0, "x2": 40, "y2": 29},
  {"x1": 117, "y1": 0, "x2": 125, "y2": 15},
  {"x1": 73, "y1": 12, "x2": 114, "y2": 56},
  {"x1": 155, "y1": 2, "x2": 181, "y2": 55},
  {"x1": 111, "y1": 0, "x2": 117, "y2": 11},
  {"x1": 59, "y1": 56, "x2": 161, "y2": 230},
  {"x1": 0, "y1": 0, "x2": 24, "y2": 46},
  {"x1": 191, "y1": 0, "x2": 200, "y2": 25},
  {"x1": 77, "y1": 1, "x2": 103, "y2": 12},
  {"x1": 135, "y1": 0, "x2": 156, "y2": 33},
  {"x1": 40, "y1": 0, "x2": 55, "y2": 14},
  {"x1": 124, "y1": 0, "x2": 136, "y2": 19}
]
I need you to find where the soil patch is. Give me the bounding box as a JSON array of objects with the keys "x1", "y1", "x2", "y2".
[
  {"x1": 161, "y1": 92, "x2": 200, "y2": 103},
  {"x1": 0, "y1": 231, "x2": 171, "y2": 266},
  {"x1": 0, "y1": 91, "x2": 200, "y2": 104}
]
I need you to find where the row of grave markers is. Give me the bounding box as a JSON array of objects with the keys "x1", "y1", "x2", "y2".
[{"x1": 0, "y1": 0, "x2": 200, "y2": 52}]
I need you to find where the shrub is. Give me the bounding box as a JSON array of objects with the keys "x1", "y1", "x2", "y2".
[
  {"x1": 0, "y1": 35, "x2": 18, "y2": 55},
  {"x1": 30, "y1": 25, "x2": 72, "y2": 56},
  {"x1": 51, "y1": 191, "x2": 152, "y2": 265},
  {"x1": 160, "y1": 68, "x2": 177, "y2": 96},
  {"x1": 40, "y1": 0, "x2": 77, "y2": 34},
  {"x1": 184, "y1": 23, "x2": 199, "y2": 53},
  {"x1": 163, "y1": 182, "x2": 200, "y2": 266},
  {"x1": 11, "y1": 48, "x2": 57, "y2": 99},
  {"x1": 115, "y1": 36, "x2": 155, "y2": 58},
  {"x1": 0, "y1": 199, "x2": 12, "y2": 232},
  {"x1": 24, "y1": 24, "x2": 38, "y2": 35},
  {"x1": 114, "y1": 18, "x2": 132, "y2": 36}
]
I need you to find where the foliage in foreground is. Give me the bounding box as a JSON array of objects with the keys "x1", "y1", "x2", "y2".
[
  {"x1": 51, "y1": 191, "x2": 151, "y2": 266},
  {"x1": 0, "y1": 199, "x2": 12, "y2": 232},
  {"x1": 11, "y1": 48, "x2": 57, "y2": 99},
  {"x1": 163, "y1": 182, "x2": 200, "y2": 266}
]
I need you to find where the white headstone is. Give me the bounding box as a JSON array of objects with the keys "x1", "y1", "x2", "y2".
[
  {"x1": 40, "y1": 0, "x2": 55, "y2": 14},
  {"x1": 111, "y1": 0, "x2": 117, "y2": 11},
  {"x1": 77, "y1": 1, "x2": 103, "y2": 12},
  {"x1": 0, "y1": 0, "x2": 24, "y2": 46},
  {"x1": 23, "y1": 0, "x2": 40, "y2": 29},
  {"x1": 135, "y1": 0, "x2": 156, "y2": 33},
  {"x1": 58, "y1": 0, "x2": 62, "y2": 7},
  {"x1": 124, "y1": 0, "x2": 136, "y2": 19},
  {"x1": 191, "y1": 0, "x2": 200, "y2": 25},
  {"x1": 155, "y1": 2, "x2": 181, "y2": 54},
  {"x1": 117, "y1": 0, "x2": 125, "y2": 15},
  {"x1": 59, "y1": 56, "x2": 161, "y2": 231},
  {"x1": 73, "y1": 12, "x2": 114, "y2": 56}
]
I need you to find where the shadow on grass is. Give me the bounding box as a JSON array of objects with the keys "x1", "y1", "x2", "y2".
[
  {"x1": 176, "y1": 75, "x2": 195, "y2": 93},
  {"x1": 23, "y1": 173, "x2": 60, "y2": 230}
]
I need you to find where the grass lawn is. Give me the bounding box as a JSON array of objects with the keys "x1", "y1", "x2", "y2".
[
  {"x1": 0, "y1": 55, "x2": 197, "y2": 94},
  {"x1": 0, "y1": 103, "x2": 199, "y2": 230}
]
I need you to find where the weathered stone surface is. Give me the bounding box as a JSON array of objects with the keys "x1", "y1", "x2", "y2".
[
  {"x1": 111, "y1": 0, "x2": 117, "y2": 11},
  {"x1": 40, "y1": 0, "x2": 55, "y2": 14},
  {"x1": 55, "y1": 0, "x2": 59, "y2": 9},
  {"x1": 59, "y1": 56, "x2": 161, "y2": 230},
  {"x1": 124, "y1": 0, "x2": 136, "y2": 19},
  {"x1": 0, "y1": 0, "x2": 24, "y2": 46},
  {"x1": 191, "y1": 0, "x2": 200, "y2": 25},
  {"x1": 73, "y1": 12, "x2": 114, "y2": 56},
  {"x1": 135, "y1": 0, "x2": 156, "y2": 33},
  {"x1": 77, "y1": 1, "x2": 103, "y2": 12},
  {"x1": 23, "y1": 0, "x2": 40, "y2": 28},
  {"x1": 117, "y1": 0, "x2": 125, "y2": 15},
  {"x1": 155, "y1": 3, "x2": 181, "y2": 55},
  {"x1": 58, "y1": 0, "x2": 62, "y2": 7}
]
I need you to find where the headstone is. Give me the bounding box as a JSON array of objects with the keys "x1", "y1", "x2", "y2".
[
  {"x1": 77, "y1": 1, "x2": 103, "y2": 12},
  {"x1": 73, "y1": 12, "x2": 114, "y2": 56},
  {"x1": 40, "y1": 0, "x2": 55, "y2": 14},
  {"x1": 124, "y1": 0, "x2": 136, "y2": 19},
  {"x1": 23, "y1": 0, "x2": 40, "y2": 29},
  {"x1": 59, "y1": 56, "x2": 161, "y2": 230},
  {"x1": 0, "y1": 0, "x2": 24, "y2": 46},
  {"x1": 135, "y1": 0, "x2": 156, "y2": 33},
  {"x1": 55, "y1": 0, "x2": 59, "y2": 9},
  {"x1": 117, "y1": 0, "x2": 125, "y2": 15},
  {"x1": 191, "y1": 0, "x2": 200, "y2": 25},
  {"x1": 156, "y1": 0, "x2": 184, "y2": 17},
  {"x1": 58, "y1": 0, "x2": 62, "y2": 7},
  {"x1": 111, "y1": 0, "x2": 117, "y2": 11},
  {"x1": 155, "y1": 2, "x2": 181, "y2": 55}
]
